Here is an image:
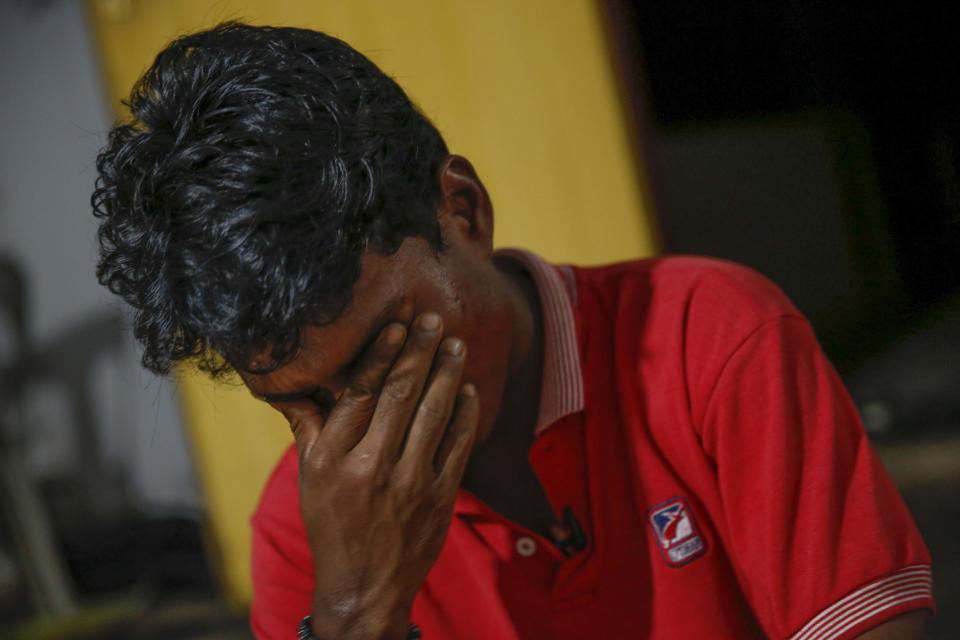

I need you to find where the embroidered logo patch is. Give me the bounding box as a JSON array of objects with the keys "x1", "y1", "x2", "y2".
[{"x1": 647, "y1": 497, "x2": 707, "y2": 566}]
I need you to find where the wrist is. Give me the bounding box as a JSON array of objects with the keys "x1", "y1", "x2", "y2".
[
  {"x1": 309, "y1": 587, "x2": 413, "y2": 640},
  {"x1": 300, "y1": 616, "x2": 420, "y2": 640}
]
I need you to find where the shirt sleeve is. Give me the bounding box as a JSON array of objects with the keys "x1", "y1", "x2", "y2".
[
  {"x1": 700, "y1": 315, "x2": 934, "y2": 640},
  {"x1": 249, "y1": 445, "x2": 315, "y2": 639}
]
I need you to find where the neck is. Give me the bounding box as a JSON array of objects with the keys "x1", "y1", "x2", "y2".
[
  {"x1": 463, "y1": 256, "x2": 545, "y2": 482},
  {"x1": 494, "y1": 254, "x2": 546, "y2": 443},
  {"x1": 461, "y1": 256, "x2": 558, "y2": 535}
]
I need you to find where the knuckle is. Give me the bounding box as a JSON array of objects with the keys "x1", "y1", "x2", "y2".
[
  {"x1": 396, "y1": 466, "x2": 427, "y2": 494},
  {"x1": 343, "y1": 382, "x2": 376, "y2": 404},
  {"x1": 299, "y1": 449, "x2": 333, "y2": 478},
  {"x1": 410, "y1": 330, "x2": 441, "y2": 350},
  {"x1": 382, "y1": 377, "x2": 416, "y2": 402},
  {"x1": 438, "y1": 354, "x2": 464, "y2": 374},
  {"x1": 347, "y1": 452, "x2": 389, "y2": 487},
  {"x1": 416, "y1": 399, "x2": 448, "y2": 424}
]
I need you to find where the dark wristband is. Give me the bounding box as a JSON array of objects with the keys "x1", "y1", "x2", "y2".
[{"x1": 297, "y1": 615, "x2": 421, "y2": 639}]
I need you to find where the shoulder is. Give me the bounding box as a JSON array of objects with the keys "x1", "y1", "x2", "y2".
[
  {"x1": 574, "y1": 256, "x2": 802, "y2": 347},
  {"x1": 252, "y1": 443, "x2": 301, "y2": 531},
  {"x1": 250, "y1": 444, "x2": 314, "y2": 637},
  {"x1": 568, "y1": 256, "x2": 810, "y2": 428},
  {"x1": 250, "y1": 445, "x2": 309, "y2": 568},
  {"x1": 570, "y1": 255, "x2": 801, "y2": 327}
]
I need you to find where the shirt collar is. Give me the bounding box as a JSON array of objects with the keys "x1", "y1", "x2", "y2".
[{"x1": 493, "y1": 248, "x2": 585, "y2": 436}]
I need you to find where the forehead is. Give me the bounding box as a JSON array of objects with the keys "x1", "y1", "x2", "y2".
[
  {"x1": 244, "y1": 295, "x2": 407, "y2": 401},
  {"x1": 241, "y1": 251, "x2": 416, "y2": 399}
]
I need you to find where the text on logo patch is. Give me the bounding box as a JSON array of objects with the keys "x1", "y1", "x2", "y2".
[{"x1": 647, "y1": 496, "x2": 707, "y2": 567}]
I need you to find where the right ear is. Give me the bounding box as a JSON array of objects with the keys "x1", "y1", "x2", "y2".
[{"x1": 435, "y1": 155, "x2": 494, "y2": 256}]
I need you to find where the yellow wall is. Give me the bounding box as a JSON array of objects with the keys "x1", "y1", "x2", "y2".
[{"x1": 88, "y1": 0, "x2": 657, "y2": 606}]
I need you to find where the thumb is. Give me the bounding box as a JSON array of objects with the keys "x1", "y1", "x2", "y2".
[{"x1": 275, "y1": 401, "x2": 325, "y2": 458}]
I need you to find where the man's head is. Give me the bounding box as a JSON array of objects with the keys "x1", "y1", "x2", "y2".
[
  {"x1": 93, "y1": 22, "x2": 451, "y2": 376},
  {"x1": 93, "y1": 22, "x2": 521, "y2": 441}
]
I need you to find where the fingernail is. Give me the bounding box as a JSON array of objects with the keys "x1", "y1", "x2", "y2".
[
  {"x1": 462, "y1": 383, "x2": 477, "y2": 397},
  {"x1": 443, "y1": 338, "x2": 464, "y2": 356},
  {"x1": 418, "y1": 312, "x2": 441, "y2": 331}
]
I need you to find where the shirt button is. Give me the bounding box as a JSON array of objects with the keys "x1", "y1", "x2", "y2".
[{"x1": 515, "y1": 536, "x2": 537, "y2": 557}]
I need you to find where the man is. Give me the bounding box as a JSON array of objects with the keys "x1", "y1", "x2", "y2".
[{"x1": 92, "y1": 23, "x2": 933, "y2": 639}]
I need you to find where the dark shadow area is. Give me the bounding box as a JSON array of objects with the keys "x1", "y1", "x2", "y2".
[
  {"x1": 606, "y1": 2, "x2": 960, "y2": 371},
  {"x1": 0, "y1": 256, "x2": 248, "y2": 638},
  {"x1": 604, "y1": 2, "x2": 960, "y2": 635}
]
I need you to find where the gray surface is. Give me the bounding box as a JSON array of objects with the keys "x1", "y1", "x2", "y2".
[{"x1": 0, "y1": 0, "x2": 199, "y2": 514}]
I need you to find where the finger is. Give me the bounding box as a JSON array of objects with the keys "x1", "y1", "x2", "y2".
[
  {"x1": 322, "y1": 322, "x2": 407, "y2": 452},
  {"x1": 272, "y1": 400, "x2": 326, "y2": 462},
  {"x1": 358, "y1": 312, "x2": 444, "y2": 458},
  {"x1": 436, "y1": 384, "x2": 480, "y2": 490},
  {"x1": 399, "y1": 337, "x2": 466, "y2": 471}
]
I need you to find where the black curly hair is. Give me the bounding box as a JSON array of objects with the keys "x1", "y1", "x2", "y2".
[{"x1": 92, "y1": 22, "x2": 448, "y2": 377}]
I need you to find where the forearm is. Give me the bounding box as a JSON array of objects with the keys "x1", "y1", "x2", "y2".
[{"x1": 855, "y1": 610, "x2": 929, "y2": 639}]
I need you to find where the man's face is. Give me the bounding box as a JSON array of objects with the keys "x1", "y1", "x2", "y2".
[{"x1": 241, "y1": 233, "x2": 514, "y2": 449}]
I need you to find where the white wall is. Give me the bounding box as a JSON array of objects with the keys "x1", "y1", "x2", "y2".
[{"x1": 0, "y1": 0, "x2": 199, "y2": 514}]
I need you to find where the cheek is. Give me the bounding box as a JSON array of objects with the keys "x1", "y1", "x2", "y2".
[
  {"x1": 462, "y1": 314, "x2": 512, "y2": 439},
  {"x1": 440, "y1": 278, "x2": 468, "y2": 327},
  {"x1": 419, "y1": 261, "x2": 509, "y2": 428},
  {"x1": 479, "y1": 375, "x2": 506, "y2": 422}
]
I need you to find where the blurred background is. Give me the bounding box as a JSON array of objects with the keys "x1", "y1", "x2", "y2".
[{"x1": 0, "y1": 0, "x2": 956, "y2": 638}]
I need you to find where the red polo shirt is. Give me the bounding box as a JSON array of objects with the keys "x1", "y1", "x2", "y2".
[{"x1": 250, "y1": 251, "x2": 933, "y2": 639}]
